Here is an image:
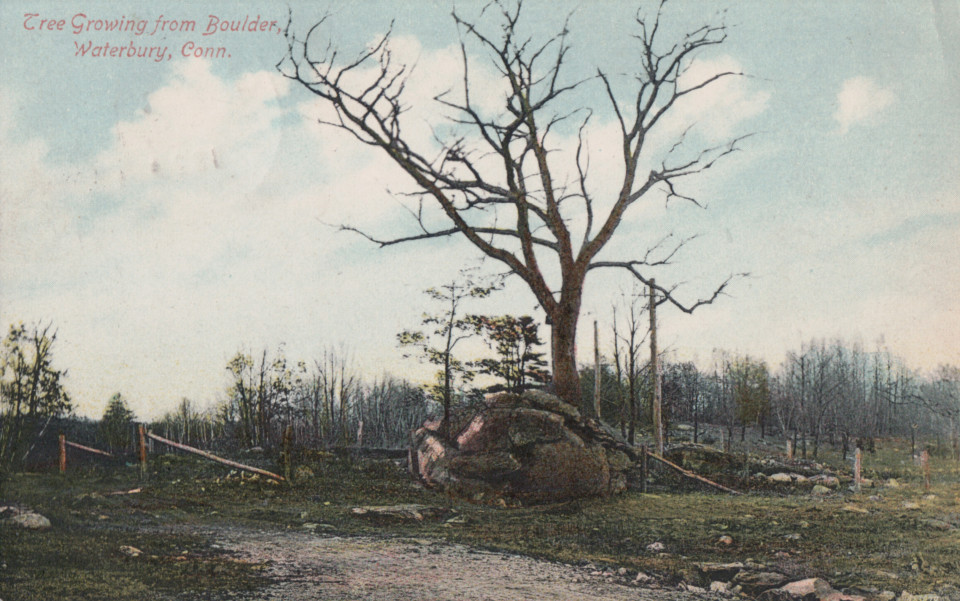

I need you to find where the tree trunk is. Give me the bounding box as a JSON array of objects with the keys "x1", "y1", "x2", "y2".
[
  {"x1": 693, "y1": 401, "x2": 699, "y2": 444},
  {"x1": 649, "y1": 281, "x2": 663, "y2": 454},
  {"x1": 550, "y1": 299, "x2": 585, "y2": 415}
]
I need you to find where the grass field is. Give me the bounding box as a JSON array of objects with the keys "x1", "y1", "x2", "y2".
[{"x1": 1, "y1": 440, "x2": 958, "y2": 600}]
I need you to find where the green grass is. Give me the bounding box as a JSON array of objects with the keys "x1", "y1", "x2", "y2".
[{"x1": 2, "y1": 445, "x2": 959, "y2": 600}]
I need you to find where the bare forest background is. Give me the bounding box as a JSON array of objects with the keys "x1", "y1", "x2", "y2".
[{"x1": 3, "y1": 302, "x2": 958, "y2": 474}]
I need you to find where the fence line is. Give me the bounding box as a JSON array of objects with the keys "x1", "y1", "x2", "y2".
[
  {"x1": 59, "y1": 434, "x2": 115, "y2": 474},
  {"x1": 145, "y1": 430, "x2": 285, "y2": 482}
]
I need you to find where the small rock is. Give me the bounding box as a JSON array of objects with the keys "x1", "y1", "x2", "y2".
[
  {"x1": 718, "y1": 535, "x2": 734, "y2": 545},
  {"x1": 899, "y1": 593, "x2": 942, "y2": 601},
  {"x1": 784, "y1": 533, "x2": 802, "y2": 541},
  {"x1": 872, "y1": 570, "x2": 899, "y2": 580},
  {"x1": 812, "y1": 485, "x2": 831, "y2": 496},
  {"x1": 680, "y1": 583, "x2": 707, "y2": 594},
  {"x1": 877, "y1": 592, "x2": 896, "y2": 601},
  {"x1": 634, "y1": 571, "x2": 654, "y2": 584},
  {"x1": 868, "y1": 495, "x2": 882, "y2": 502},
  {"x1": 444, "y1": 514, "x2": 470, "y2": 525},
  {"x1": 293, "y1": 465, "x2": 315, "y2": 481},
  {"x1": 699, "y1": 562, "x2": 745, "y2": 582},
  {"x1": 810, "y1": 474, "x2": 840, "y2": 488},
  {"x1": 711, "y1": 581, "x2": 733, "y2": 595},
  {"x1": 769, "y1": 473, "x2": 794, "y2": 483},
  {"x1": 617, "y1": 567, "x2": 628, "y2": 576},
  {"x1": 757, "y1": 577, "x2": 835, "y2": 601},
  {"x1": 901, "y1": 502, "x2": 921, "y2": 511},
  {"x1": 799, "y1": 521, "x2": 811, "y2": 529},
  {"x1": 842, "y1": 504, "x2": 869, "y2": 514},
  {"x1": 3, "y1": 512, "x2": 51, "y2": 530},
  {"x1": 351, "y1": 504, "x2": 454, "y2": 522},
  {"x1": 919, "y1": 518, "x2": 952, "y2": 531},
  {"x1": 119, "y1": 545, "x2": 142, "y2": 557},
  {"x1": 922, "y1": 494, "x2": 936, "y2": 501},
  {"x1": 885, "y1": 478, "x2": 900, "y2": 488},
  {"x1": 734, "y1": 571, "x2": 789, "y2": 594},
  {"x1": 646, "y1": 541, "x2": 665, "y2": 552}
]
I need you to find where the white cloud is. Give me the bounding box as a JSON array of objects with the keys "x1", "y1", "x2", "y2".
[
  {"x1": 673, "y1": 56, "x2": 771, "y2": 141},
  {"x1": 834, "y1": 76, "x2": 895, "y2": 134}
]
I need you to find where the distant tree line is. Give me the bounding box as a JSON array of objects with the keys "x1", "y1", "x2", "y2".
[
  {"x1": 4, "y1": 315, "x2": 958, "y2": 470},
  {"x1": 583, "y1": 329, "x2": 960, "y2": 460}
]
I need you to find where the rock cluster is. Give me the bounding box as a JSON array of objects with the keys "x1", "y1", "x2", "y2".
[
  {"x1": 410, "y1": 391, "x2": 638, "y2": 504},
  {"x1": 694, "y1": 563, "x2": 865, "y2": 601}
]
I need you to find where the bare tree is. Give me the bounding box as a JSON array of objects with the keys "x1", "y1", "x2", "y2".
[
  {"x1": 612, "y1": 288, "x2": 648, "y2": 443},
  {"x1": 225, "y1": 346, "x2": 292, "y2": 448},
  {"x1": 280, "y1": 1, "x2": 747, "y2": 411},
  {"x1": 398, "y1": 272, "x2": 500, "y2": 438}
]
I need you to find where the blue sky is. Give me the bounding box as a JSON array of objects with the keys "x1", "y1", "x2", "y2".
[{"x1": 2, "y1": 1, "x2": 958, "y2": 419}]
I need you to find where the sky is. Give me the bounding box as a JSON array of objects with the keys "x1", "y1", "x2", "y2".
[{"x1": 1, "y1": 1, "x2": 958, "y2": 420}]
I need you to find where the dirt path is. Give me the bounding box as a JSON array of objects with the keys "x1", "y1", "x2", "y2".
[{"x1": 198, "y1": 525, "x2": 714, "y2": 601}]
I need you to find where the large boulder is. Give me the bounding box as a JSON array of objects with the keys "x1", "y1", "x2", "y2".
[{"x1": 410, "y1": 391, "x2": 638, "y2": 504}]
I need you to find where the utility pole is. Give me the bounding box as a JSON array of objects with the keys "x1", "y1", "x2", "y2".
[
  {"x1": 650, "y1": 280, "x2": 663, "y2": 455},
  {"x1": 594, "y1": 320, "x2": 601, "y2": 421}
]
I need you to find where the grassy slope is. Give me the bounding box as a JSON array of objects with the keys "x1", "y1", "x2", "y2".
[{"x1": 1, "y1": 441, "x2": 958, "y2": 600}]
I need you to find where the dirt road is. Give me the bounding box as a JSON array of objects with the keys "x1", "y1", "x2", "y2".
[{"x1": 200, "y1": 525, "x2": 713, "y2": 601}]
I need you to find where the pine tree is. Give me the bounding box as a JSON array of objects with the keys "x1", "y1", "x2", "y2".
[{"x1": 100, "y1": 393, "x2": 136, "y2": 452}]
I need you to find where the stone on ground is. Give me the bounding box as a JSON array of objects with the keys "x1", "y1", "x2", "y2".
[
  {"x1": 351, "y1": 504, "x2": 455, "y2": 522},
  {"x1": 756, "y1": 577, "x2": 866, "y2": 601},
  {"x1": 1, "y1": 509, "x2": 51, "y2": 530},
  {"x1": 734, "y1": 571, "x2": 789, "y2": 594}
]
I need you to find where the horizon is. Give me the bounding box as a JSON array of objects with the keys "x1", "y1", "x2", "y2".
[{"x1": 2, "y1": 0, "x2": 958, "y2": 421}]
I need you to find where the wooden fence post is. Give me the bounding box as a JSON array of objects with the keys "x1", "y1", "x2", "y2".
[
  {"x1": 640, "y1": 445, "x2": 648, "y2": 494},
  {"x1": 921, "y1": 449, "x2": 930, "y2": 492},
  {"x1": 138, "y1": 424, "x2": 147, "y2": 481},
  {"x1": 59, "y1": 434, "x2": 66, "y2": 474},
  {"x1": 282, "y1": 425, "x2": 294, "y2": 483},
  {"x1": 854, "y1": 448, "x2": 862, "y2": 492}
]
